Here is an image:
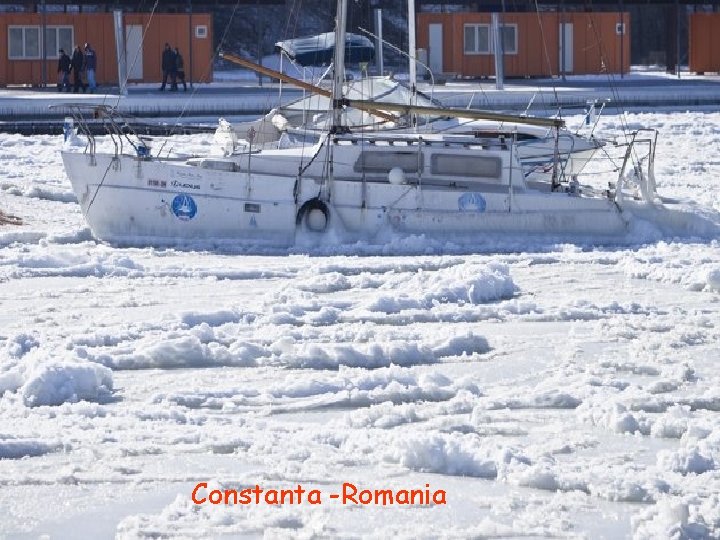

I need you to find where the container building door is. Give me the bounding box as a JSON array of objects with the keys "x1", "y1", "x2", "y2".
[
  {"x1": 559, "y1": 23, "x2": 574, "y2": 74},
  {"x1": 125, "y1": 25, "x2": 143, "y2": 80},
  {"x1": 429, "y1": 23, "x2": 443, "y2": 74}
]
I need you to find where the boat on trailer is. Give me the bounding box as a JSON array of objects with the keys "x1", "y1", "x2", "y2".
[{"x1": 59, "y1": 0, "x2": 663, "y2": 249}]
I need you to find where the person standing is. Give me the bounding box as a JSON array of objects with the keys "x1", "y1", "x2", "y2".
[
  {"x1": 70, "y1": 45, "x2": 86, "y2": 93},
  {"x1": 160, "y1": 43, "x2": 176, "y2": 91},
  {"x1": 84, "y1": 43, "x2": 97, "y2": 93},
  {"x1": 57, "y1": 48, "x2": 71, "y2": 92},
  {"x1": 174, "y1": 47, "x2": 187, "y2": 91}
]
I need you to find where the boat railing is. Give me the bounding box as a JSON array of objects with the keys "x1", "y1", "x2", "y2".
[
  {"x1": 514, "y1": 131, "x2": 578, "y2": 184},
  {"x1": 48, "y1": 104, "x2": 151, "y2": 162},
  {"x1": 614, "y1": 128, "x2": 659, "y2": 205},
  {"x1": 334, "y1": 133, "x2": 510, "y2": 151}
]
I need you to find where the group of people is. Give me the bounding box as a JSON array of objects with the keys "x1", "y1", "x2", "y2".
[
  {"x1": 57, "y1": 42, "x2": 187, "y2": 92},
  {"x1": 57, "y1": 43, "x2": 97, "y2": 93},
  {"x1": 160, "y1": 43, "x2": 187, "y2": 91}
]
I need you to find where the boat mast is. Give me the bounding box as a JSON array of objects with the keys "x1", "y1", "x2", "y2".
[
  {"x1": 408, "y1": 0, "x2": 417, "y2": 128},
  {"x1": 332, "y1": 0, "x2": 348, "y2": 132}
]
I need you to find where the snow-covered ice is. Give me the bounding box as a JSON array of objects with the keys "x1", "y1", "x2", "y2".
[{"x1": 0, "y1": 111, "x2": 719, "y2": 539}]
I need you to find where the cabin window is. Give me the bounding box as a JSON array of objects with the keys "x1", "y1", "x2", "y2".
[
  {"x1": 463, "y1": 24, "x2": 490, "y2": 55},
  {"x1": 499, "y1": 25, "x2": 518, "y2": 55},
  {"x1": 463, "y1": 23, "x2": 517, "y2": 55},
  {"x1": 44, "y1": 27, "x2": 74, "y2": 59},
  {"x1": 9, "y1": 26, "x2": 40, "y2": 59},
  {"x1": 354, "y1": 151, "x2": 422, "y2": 173},
  {"x1": 431, "y1": 154, "x2": 502, "y2": 180},
  {"x1": 8, "y1": 26, "x2": 73, "y2": 60}
]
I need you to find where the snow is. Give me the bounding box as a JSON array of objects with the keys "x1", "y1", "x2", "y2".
[
  {"x1": 1, "y1": 108, "x2": 720, "y2": 538},
  {"x1": 19, "y1": 360, "x2": 114, "y2": 407}
]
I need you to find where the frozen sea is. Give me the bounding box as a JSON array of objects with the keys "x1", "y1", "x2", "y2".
[{"x1": 0, "y1": 109, "x2": 719, "y2": 539}]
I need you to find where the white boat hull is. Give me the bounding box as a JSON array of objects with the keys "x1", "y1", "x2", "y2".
[{"x1": 63, "y1": 151, "x2": 627, "y2": 247}]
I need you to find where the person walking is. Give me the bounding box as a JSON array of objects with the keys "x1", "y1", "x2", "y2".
[
  {"x1": 57, "y1": 48, "x2": 71, "y2": 92},
  {"x1": 70, "y1": 45, "x2": 86, "y2": 93},
  {"x1": 174, "y1": 47, "x2": 187, "y2": 91},
  {"x1": 84, "y1": 43, "x2": 97, "y2": 93},
  {"x1": 159, "y1": 43, "x2": 176, "y2": 91}
]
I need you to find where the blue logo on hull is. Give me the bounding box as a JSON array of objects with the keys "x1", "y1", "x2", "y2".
[
  {"x1": 458, "y1": 192, "x2": 487, "y2": 213},
  {"x1": 172, "y1": 194, "x2": 197, "y2": 221}
]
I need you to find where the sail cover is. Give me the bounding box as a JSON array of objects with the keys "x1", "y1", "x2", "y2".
[{"x1": 275, "y1": 32, "x2": 374, "y2": 66}]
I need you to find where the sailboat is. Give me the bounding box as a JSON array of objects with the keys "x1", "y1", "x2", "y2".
[
  {"x1": 225, "y1": 0, "x2": 603, "y2": 183},
  {"x1": 60, "y1": 0, "x2": 663, "y2": 248},
  {"x1": 225, "y1": 71, "x2": 603, "y2": 184}
]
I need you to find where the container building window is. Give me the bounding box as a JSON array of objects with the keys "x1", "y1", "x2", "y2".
[
  {"x1": 463, "y1": 24, "x2": 490, "y2": 54},
  {"x1": 8, "y1": 26, "x2": 73, "y2": 60},
  {"x1": 500, "y1": 25, "x2": 517, "y2": 54},
  {"x1": 45, "y1": 27, "x2": 74, "y2": 59},
  {"x1": 9, "y1": 26, "x2": 40, "y2": 59},
  {"x1": 463, "y1": 24, "x2": 517, "y2": 55}
]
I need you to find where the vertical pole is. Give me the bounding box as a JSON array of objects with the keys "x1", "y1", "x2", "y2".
[
  {"x1": 113, "y1": 10, "x2": 128, "y2": 95},
  {"x1": 188, "y1": 0, "x2": 193, "y2": 87},
  {"x1": 332, "y1": 0, "x2": 348, "y2": 131},
  {"x1": 408, "y1": 0, "x2": 417, "y2": 128},
  {"x1": 492, "y1": 12, "x2": 504, "y2": 90},
  {"x1": 408, "y1": 0, "x2": 417, "y2": 99},
  {"x1": 256, "y1": 0, "x2": 263, "y2": 86},
  {"x1": 41, "y1": 0, "x2": 47, "y2": 88},
  {"x1": 676, "y1": 0, "x2": 681, "y2": 79},
  {"x1": 560, "y1": 0, "x2": 566, "y2": 81},
  {"x1": 619, "y1": 0, "x2": 624, "y2": 78},
  {"x1": 374, "y1": 8, "x2": 383, "y2": 76}
]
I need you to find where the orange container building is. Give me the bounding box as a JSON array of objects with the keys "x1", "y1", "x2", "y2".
[
  {"x1": 0, "y1": 12, "x2": 213, "y2": 86},
  {"x1": 689, "y1": 13, "x2": 720, "y2": 74},
  {"x1": 417, "y1": 11, "x2": 630, "y2": 78}
]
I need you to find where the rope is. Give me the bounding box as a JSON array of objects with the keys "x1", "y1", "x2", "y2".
[
  {"x1": 103, "y1": 0, "x2": 160, "y2": 111},
  {"x1": 584, "y1": 10, "x2": 643, "y2": 170},
  {"x1": 155, "y1": 0, "x2": 247, "y2": 158},
  {"x1": 532, "y1": 0, "x2": 562, "y2": 118},
  {"x1": 85, "y1": 155, "x2": 119, "y2": 214}
]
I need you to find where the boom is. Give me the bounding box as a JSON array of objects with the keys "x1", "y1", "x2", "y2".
[{"x1": 220, "y1": 52, "x2": 565, "y2": 129}]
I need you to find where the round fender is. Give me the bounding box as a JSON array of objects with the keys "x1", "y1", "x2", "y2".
[{"x1": 297, "y1": 199, "x2": 329, "y2": 232}]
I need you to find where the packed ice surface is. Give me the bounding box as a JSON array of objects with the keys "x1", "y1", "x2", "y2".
[{"x1": 0, "y1": 111, "x2": 719, "y2": 539}]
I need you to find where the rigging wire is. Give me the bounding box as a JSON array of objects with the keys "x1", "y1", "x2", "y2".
[
  {"x1": 155, "y1": 0, "x2": 248, "y2": 157},
  {"x1": 83, "y1": 0, "x2": 160, "y2": 216},
  {"x1": 583, "y1": 10, "x2": 644, "y2": 173},
  {"x1": 532, "y1": 0, "x2": 562, "y2": 118},
  {"x1": 102, "y1": 0, "x2": 160, "y2": 112}
]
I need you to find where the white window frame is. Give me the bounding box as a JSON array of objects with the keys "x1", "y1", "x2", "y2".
[
  {"x1": 8, "y1": 26, "x2": 41, "y2": 59},
  {"x1": 463, "y1": 23, "x2": 518, "y2": 56},
  {"x1": 44, "y1": 26, "x2": 74, "y2": 59},
  {"x1": 8, "y1": 25, "x2": 74, "y2": 60},
  {"x1": 195, "y1": 25, "x2": 207, "y2": 39},
  {"x1": 498, "y1": 24, "x2": 518, "y2": 55},
  {"x1": 464, "y1": 24, "x2": 491, "y2": 55}
]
